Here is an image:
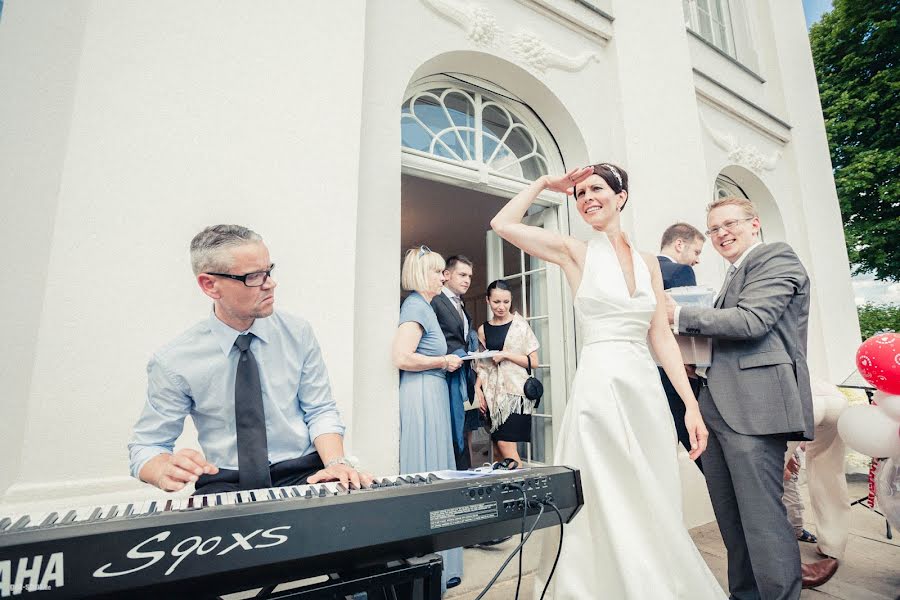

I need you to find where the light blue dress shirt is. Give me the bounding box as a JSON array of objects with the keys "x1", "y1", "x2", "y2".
[{"x1": 128, "y1": 309, "x2": 345, "y2": 479}]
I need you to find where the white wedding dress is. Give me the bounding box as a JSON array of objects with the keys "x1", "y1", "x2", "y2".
[{"x1": 534, "y1": 234, "x2": 725, "y2": 599}]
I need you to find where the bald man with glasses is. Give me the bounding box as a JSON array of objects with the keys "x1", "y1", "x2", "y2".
[{"x1": 129, "y1": 224, "x2": 372, "y2": 496}]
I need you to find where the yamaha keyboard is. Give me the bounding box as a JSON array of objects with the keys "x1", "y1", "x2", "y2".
[{"x1": 0, "y1": 466, "x2": 582, "y2": 598}]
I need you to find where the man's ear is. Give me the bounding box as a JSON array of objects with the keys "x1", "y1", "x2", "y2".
[
  {"x1": 673, "y1": 238, "x2": 684, "y2": 253},
  {"x1": 197, "y1": 274, "x2": 221, "y2": 300}
]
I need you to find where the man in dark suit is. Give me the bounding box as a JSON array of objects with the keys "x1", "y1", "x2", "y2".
[
  {"x1": 666, "y1": 197, "x2": 836, "y2": 597},
  {"x1": 431, "y1": 255, "x2": 477, "y2": 470},
  {"x1": 657, "y1": 223, "x2": 706, "y2": 471}
]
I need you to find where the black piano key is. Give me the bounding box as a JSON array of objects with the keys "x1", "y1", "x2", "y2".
[
  {"x1": 427, "y1": 473, "x2": 438, "y2": 483},
  {"x1": 279, "y1": 488, "x2": 290, "y2": 499},
  {"x1": 414, "y1": 474, "x2": 427, "y2": 484},
  {"x1": 9, "y1": 516, "x2": 30, "y2": 531},
  {"x1": 0, "y1": 517, "x2": 11, "y2": 531},
  {"x1": 87, "y1": 507, "x2": 103, "y2": 522},
  {"x1": 317, "y1": 485, "x2": 328, "y2": 497},
  {"x1": 401, "y1": 476, "x2": 415, "y2": 484},
  {"x1": 147, "y1": 501, "x2": 158, "y2": 514},
  {"x1": 215, "y1": 494, "x2": 223, "y2": 506},
  {"x1": 290, "y1": 486, "x2": 302, "y2": 497},
  {"x1": 59, "y1": 510, "x2": 77, "y2": 525},
  {"x1": 41, "y1": 512, "x2": 60, "y2": 527},
  {"x1": 304, "y1": 488, "x2": 313, "y2": 499},
  {"x1": 121, "y1": 503, "x2": 135, "y2": 517},
  {"x1": 103, "y1": 505, "x2": 118, "y2": 520},
  {"x1": 268, "y1": 489, "x2": 277, "y2": 500},
  {"x1": 380, "y1": 477, "x2": 393, "y2": 487}
]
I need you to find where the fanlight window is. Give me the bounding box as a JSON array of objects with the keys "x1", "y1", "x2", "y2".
[
  {"x1": 401, "y1": 87, "x2": 550, "y2": 181},
  {"x1": 715, "y1": 174, "x2": 749, "y2": 201}
]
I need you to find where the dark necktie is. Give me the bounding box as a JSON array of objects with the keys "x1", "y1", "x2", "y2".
[{"x1": 234, "y1": 333, "x2": 271, "y2": 489}]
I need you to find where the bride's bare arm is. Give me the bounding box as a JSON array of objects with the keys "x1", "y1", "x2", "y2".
[
  {"x1": 491, "y1": 168, "x2": 593, "y2": 284},
  {"x1": 644, "y1": 254, "x2": 709, "y2": 460}
]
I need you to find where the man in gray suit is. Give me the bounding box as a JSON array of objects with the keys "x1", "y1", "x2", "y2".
[{"x1": 666, "y1": 197, "x2": 837, "y2": 598}]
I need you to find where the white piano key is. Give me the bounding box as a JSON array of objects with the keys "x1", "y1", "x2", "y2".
[
  {"x1": 135, "y1": 500, "x2": 155, "y2": 516},
  {"x1": 22, "y1": 512, "x2": 50, "y2": 529},
  {"x1": 224, "y1": 492, "x2": 238, "y2": 505}
]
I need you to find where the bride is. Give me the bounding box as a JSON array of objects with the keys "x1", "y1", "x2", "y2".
[{"x1": 491, "y1": 164, "x2": 725, "y2": 599}]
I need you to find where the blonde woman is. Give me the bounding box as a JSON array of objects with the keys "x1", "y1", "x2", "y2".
[
  {"x1": 390, "y1": 245, "x2": 463, "y2": 593},
  {"x1": 474, "y1": 280, "x2": 539, "y2": 467}
]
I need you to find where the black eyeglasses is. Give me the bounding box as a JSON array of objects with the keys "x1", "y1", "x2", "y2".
[{"x1": 206, "y1": 264, "x2": 275, "y2": 287}]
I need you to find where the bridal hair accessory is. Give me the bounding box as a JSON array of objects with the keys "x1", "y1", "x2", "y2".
[{"x1": 596, "y1": 163, "x2": 623, "y2": 189}]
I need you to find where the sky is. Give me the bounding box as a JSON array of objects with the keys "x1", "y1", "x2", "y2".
[{"x1": 802, "y1": 0, "x2": 833, "y2": 28}]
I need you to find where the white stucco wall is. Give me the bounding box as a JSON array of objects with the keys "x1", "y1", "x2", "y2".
[{"x1": 1, "y1": 0, "x2": 368, "y2": 497}]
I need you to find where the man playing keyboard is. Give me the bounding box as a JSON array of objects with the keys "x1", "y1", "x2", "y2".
[{"x1": 128, "y1": 224, "x2": 373, "y2": 495}]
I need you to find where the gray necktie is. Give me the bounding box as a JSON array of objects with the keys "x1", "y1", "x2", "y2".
[
  {"x1": 234, "y1": 333, "x2": 271, "y2": 489},
  {"x1": 717, "y1": 265, "x2": 738, "y2": 302},
  {"x1": 452, "y1": 295, "x2": 467, "y2": 335}
]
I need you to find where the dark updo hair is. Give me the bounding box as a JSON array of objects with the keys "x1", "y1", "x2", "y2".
[
  {"x1": 485, "y1": 279, "x2": 512, "y2": 298},
  {"x1": 590, "y1": 163, "x2": 629, "y2": 210}
]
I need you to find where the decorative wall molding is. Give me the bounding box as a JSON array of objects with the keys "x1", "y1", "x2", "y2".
[
  {"x1": 421, "y1": 0, "x2": 599, "y2": 74},
  {"x1": 509, "y1": 30, "x2": 599, "y2": 73},
  {"x1": 701, "y1": 115, "x2": 781, "y2": 173},
  {"x1": 421, "y1": 0, "x2": 502, "y2": 47}
]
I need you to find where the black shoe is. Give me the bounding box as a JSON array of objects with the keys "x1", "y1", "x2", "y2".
[{"x1": 446, "y1": 577, "x2": 461, "y2": 588}]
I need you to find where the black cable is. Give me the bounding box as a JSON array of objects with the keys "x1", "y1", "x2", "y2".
[
  {"x1": 538, "y1": 500, "x2": 564, "y2": 600},
  {"x1": 513, "y1": 485, "x2": 528, "y2": 600},
  {"x1": 473, "y1": 502, "x2": 545, "y2": 600}
]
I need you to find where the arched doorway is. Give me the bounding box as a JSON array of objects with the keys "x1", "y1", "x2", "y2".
[{"x1": 399, "y1": 75, "x2": 568, "y2": 464}]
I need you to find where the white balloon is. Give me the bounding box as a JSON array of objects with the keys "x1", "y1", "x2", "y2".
[
  {"x1": 837, "y1": 404, "x2": 900, "y2": 458},
  {"x1": 874, "y1": 391, "x2": 900, "y2": 423}
]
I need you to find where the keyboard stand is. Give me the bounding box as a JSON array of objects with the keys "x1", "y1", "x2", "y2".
[{"x1": 211, "y1": 554, "x2": 443, "y2": 600}]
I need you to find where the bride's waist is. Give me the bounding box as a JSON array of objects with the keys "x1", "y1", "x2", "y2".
[{"x1": 578, "y1": 319, "x2": 649, "y2": 345}]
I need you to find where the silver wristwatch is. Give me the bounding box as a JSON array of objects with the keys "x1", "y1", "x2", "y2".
[{"x1": 324, "y1": 455, "x2": 359, "y2": 470}]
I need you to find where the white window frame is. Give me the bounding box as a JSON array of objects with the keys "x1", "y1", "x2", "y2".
[
  {"x1": 401, "y1": 79, "x2": 558, "y2": 187},
  {"x1": 683, "y1": 0, "x2": 737, "y2": 58}
]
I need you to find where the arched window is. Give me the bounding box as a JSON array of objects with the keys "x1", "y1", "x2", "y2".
[
  {"x1": 401, "y1": 85, "x2": 552, "y2": 181},
  {"x1": 715, "y1": 174, "x2": 750, "y2": 200}
]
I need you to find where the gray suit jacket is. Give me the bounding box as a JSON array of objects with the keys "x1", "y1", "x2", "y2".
[{"x1": 679, "y1": 242, "x2": 814, "y2": 441}]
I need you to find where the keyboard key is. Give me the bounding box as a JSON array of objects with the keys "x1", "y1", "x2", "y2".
[{"x1": 10, "y1": 515, "x2": 30, "y2": 531}]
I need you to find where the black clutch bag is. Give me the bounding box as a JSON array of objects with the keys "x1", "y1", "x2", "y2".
[{"x1": 523, "y1": 354, "x2": 544, "y2": 408}]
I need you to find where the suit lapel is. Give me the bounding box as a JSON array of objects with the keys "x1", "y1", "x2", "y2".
[{"x1": 437, "y1": 293, "x2": 465, "y2": 336}]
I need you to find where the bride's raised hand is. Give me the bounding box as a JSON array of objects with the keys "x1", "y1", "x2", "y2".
[
  {"x1": 684, "y1": 407, "x2": 709, "y2": 461},
  {"x1": 543, "y1": 166, "x2": 595, "y2": 195}
]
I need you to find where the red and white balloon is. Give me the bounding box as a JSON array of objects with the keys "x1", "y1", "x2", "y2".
[{"x1": 856, "y1": 333, "x2": 900, "y2": 395}]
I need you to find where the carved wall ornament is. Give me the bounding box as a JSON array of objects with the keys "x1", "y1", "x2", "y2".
[
  {"x1": 701, "y1": 115, "x2": 781, "y2": 173},
  {"x1": 421, "y1": 0, "x2": 502, "y2": 47},
  {"x1": 509, "y1": 30, "x2": 599, "y2": 74},
  {"x1": 420, "y1": 0, "x2": 597, "y2": 73}
]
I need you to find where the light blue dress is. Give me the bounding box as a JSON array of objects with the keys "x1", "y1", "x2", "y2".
[{"x1": 398, "y1": 292, "x2": 462, "y2": 593}]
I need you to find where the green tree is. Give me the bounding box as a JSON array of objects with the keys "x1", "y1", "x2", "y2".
[
  {"x1": 809, "y1": 0, "x2": 900, "y2": 281},
  {"x1": 857, "y1": 303, "x2": 900, "y2": 340}
]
